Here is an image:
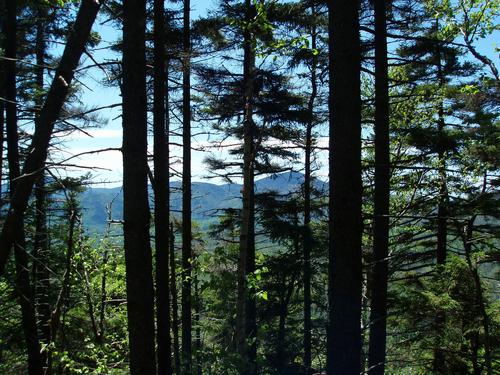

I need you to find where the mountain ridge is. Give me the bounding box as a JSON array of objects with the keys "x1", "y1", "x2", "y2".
[{"x1": 80, "y1": 171, "x2": 327, "y2": 231}]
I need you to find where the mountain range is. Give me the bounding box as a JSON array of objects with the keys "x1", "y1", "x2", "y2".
[{"x1": 80, "y1": 171, "x2": 327, "y2": 232}]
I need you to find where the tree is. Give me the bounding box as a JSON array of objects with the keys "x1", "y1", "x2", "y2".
[
  {"x1": 327, "y1": 0, "x2": 362, "y2": 374},
  {"x1": 153, "y1": 0, "x2": 172, "y2": 373},
  {"x1": 4, "y1": 1, "x2": 43, "y2": 372},
  {"x1": 122, "y1": 0, "x2": 156, "y2": 373},
  {"x1": 0, "y1": 0, "x2": 103, "y2": 277},
  {"x1": 368, "y1": 0, "x2": 390, "y2": 373},
  {"x1": 182, "y1": 0, "x2": 193, "y2": 371},
  {"x1": 236, "y1": 0, "x2": 258, "y2": 372}
]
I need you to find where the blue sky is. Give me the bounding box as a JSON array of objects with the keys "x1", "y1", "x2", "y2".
[{"x1": 58, "y1": 1, "x2": 499, "y2": 188}]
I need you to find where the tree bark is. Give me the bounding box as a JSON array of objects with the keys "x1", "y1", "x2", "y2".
[
  {"x1": 170, "y1": 224, "x2": 182, "y2": 375},
  {"x1": 368, "y1": 1, "x2": 390, "y2": 374},
  {"x1": 122, "y1": 0, "x2": 156, "y2": 373},
  {"x1": 327, "y1": 0, "x2": 362, "y2": 374},
  {"x1": 182, "y1": 0, "x2": 192, "y2": 372},
  {"x1": 0, "y1": 0, "x2": 103, "y2": 277},
  {"x1": 153, "y1": 0, "x2": 172, "y2": 372},
  {"x1": 32, "y1": 5, "x2": 52, "y2": 363},
  {"x1": 236, "y1": 0, "x2": 257, "y2": 373},
  {"x1": 194, "y1": 268, "x2": 202, "y2": 375},
  {"x1": 5, "y1": 1, "x2": 43, "y2": 373},
  {"x1": 462, "y1": 217, "x2": 493, "y2": 375},
  {"x1": 0, "y1": 71, "x2": 4, "y2": 212},
  {"x1": 433, "y1": 20, "x2": 449, "y2": 372},
  {"x1": 303, "y1": 7, "x2": 317, "y2": 372}
]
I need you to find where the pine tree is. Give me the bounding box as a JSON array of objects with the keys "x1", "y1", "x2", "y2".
[
  {"x1": 0, "y1": 0, "x2": 103, "y2": 277},
  {"x1": 182, "y1": 0, "x2": 193, "y2": 371},
  {"x1": 368, "y1": 0, "x2": 390, "y2": 373},
  {"x1": 153, "y1": 0, "x2": 172, "y2": 372},
  {"x1": 327, "y1": 0, "x2": 363, "y2": 373},
  {"x1": 122, "y1": 0, "x2": 156, "y2": 372}
]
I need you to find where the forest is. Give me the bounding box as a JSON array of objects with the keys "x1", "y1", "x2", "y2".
[{"x1": 0, "y1": 0, "x2": 498, "y2": 374}]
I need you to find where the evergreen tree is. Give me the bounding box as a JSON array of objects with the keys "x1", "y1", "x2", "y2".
[
  {"x1": 327, "y1": 0, "x2": 363, "y2": 373},
  {"x1": 153, "y1": 0, "x2": 172, "y2": 372},
  {"x1": 122, "y1": 0, "x2": 156, "y2": 372}
]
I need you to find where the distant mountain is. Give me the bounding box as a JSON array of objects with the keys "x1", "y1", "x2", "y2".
[{"x1": 79, "y1": 171, "x2": 327, "y2": 232}]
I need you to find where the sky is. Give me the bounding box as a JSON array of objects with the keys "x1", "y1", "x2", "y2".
[
  {"x1": 57, "y1": 0, "x2": 499, "y2": 189},
  {"x1": 59, "y1": 0, "x2": 220, "y2": 187}
]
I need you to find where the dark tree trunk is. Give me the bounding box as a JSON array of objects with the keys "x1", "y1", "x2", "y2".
[
  {"x1": 462, "y1": 217, "x2": 493, "y2": 375},
  {"x1": 236, "y1": 0, "x2": 257, "y2": 373},
  {"x1": 435, "y1": 33, "x2": 448, "y2": 268},
  {"x1": 181, "y1": 0, "x2": 192, "y2": 372},
  {"x1": 170, "y1": 224, "x2": 182, "y2": 375},
  {"x1": 122, "y1": 0, "x2": 156, "y2": 373},
  {"x1": 34, "y1": 176, "x2": 51, "y2": 352},
  {"x1": 368, "y1": 1, "x2": 390, "y2": 374},
  {"x1": 277, "y1": 275, "x2": 294, "y2": 372},
  {"x1": 5, "y1": 1, "x2": 43, "y2": 373},
  {"x1": 0, "y1": 75, "x2": 4, "y2": 212},
  {"x1": 0, "y1": 0, "x2": 102, "y2": 277},
  {"x1": 327, "y1": 0, "x2": 362, "y2": 374},
  {"x1": 32, "y1": 6, "x2": 52, "y2": 363},
  {"x1": 153, "y1": 0, "x2": 172, "y2": 372},
  {"x1": 303, "y1": 7, "x2": 317, "y2": 372},
  {"x1": 433, "y1": 22, "x2": 449, "y2": 372},
  {"x1": 194, "y1": 269, "x2": 202, "y2": 375}
]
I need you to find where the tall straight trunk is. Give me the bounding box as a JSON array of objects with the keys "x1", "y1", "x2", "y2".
[
  {"x1": 462, "y1": 217, "x2": 492, "y2": 375},
  {"x1": 368, "y1": 1, "x2": 390, "y2": 374},
  {"x1": 32, "y1": 5, "x2": 52, "y2": 358},
  {"x1": 0, "y1": 21, "x2": 4, "y2": 211},
  {"x1": 435, "y1": 28, "x2": 448, "y2": 268},
  {"x1": 194, "y1": 270, "x2": 202, "y2": 375},
  {"x1": 236, "y1": 0, "x2": 257, "y2": 373},
  {"x1": 277, "y1": 275, "x2": 295, "y2": 372},
  {"x1": 0, "y1": 0, "x2": 102, "y2": 277},
  {"x1": 181, "y1": 0, "x2": 192, "y2": 372},
  {"x1": 34, "y1": 176, "x2": 51, "y2": 345},
  {"x1": 153, "y1": 0, "x2": 172, "y2": 373},
  {"x1": 433, "y1": 21, "x2": 449, "y2": 372},
  {"x1": 303, "y1": 8, "x2": 318, "y2": 371},
  {"x1": 122, "y1": 0, "x2": 156, "y2": 373},
  {"x1": 0, "y1": 79, "x2": 4, "y2": 212},
  {"x1": 5, "y1": 1, "x2": 43, "y2": 373},
  {"x1": 170, "y1": 224, "x2": 182, "y2": 375},
  {"x1": 327, "y1": 0, "x2": 362, "y2": 374}
]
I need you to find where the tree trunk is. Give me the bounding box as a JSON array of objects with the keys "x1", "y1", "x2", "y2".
[
  {"x1": 34, "y1": 175, "x2": 51, "y2": 358},
  {"x1": 277, "y1": 275, "x2": 294, "y2": 372},
  {"x1": 5, "y1": 1, "x2": 43, "y2": 373},
  {"x1": 182, "y1": 0, "x2": 192, "y2": 372},
  {"x1": 303, "y1": 7, "x2": 317, "y2": 372},
  {"x1": 0, "y1": 76, "x2": 4, "y2": 212},
  {"x1": 122, "y1": 0, "x2": 156, "y2": 373},
  {"x1": 462, "y1": 217, "x2": 493, "y2": 375},
  {"x1": 236, "y1": 0, "x2": 257, "y2": 373},
  {"x1": 194, "y1": 268, "x2": 202, "y2": 375},
  {"x1": 32, "y1": 6, "x2": 52, "y2": 365},
  {"x1": 327, "y1": 0, "x2": 362, "y2": 374},
  {"x1": 153, "y1": 0, "x2": 172, "y2": 372},
  {"x1": 368, "y1": 1, "x2": 390, "y2": 374},
  {"x1": 170, "y1": 224, "x2": 182, "y2": 375},
  {"x1": 0, "y1": 0, "x2": 103, "y2": 277},
  {"x1": 433, "y1": 21, "x2": 449, "y2": 372}
]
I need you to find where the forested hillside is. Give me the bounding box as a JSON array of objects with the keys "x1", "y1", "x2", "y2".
[
  {"x1": 79, "y1": 172, "x2": 327, "y2": 230},
  {"x1": 0, "y1": 0, "x2": 498, "y2": 374}
]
